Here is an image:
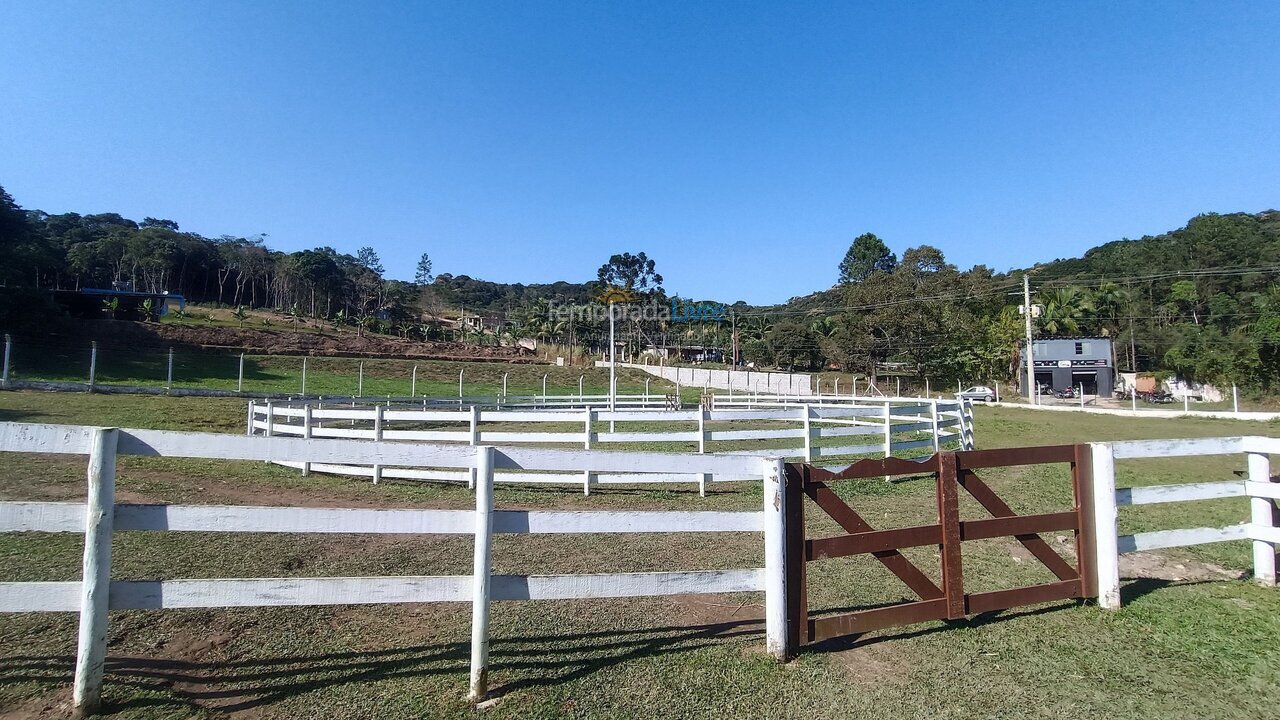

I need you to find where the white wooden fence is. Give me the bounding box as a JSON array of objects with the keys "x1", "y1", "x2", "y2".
[
  {"x1": 0, "y1": 422, "x2": 785, "y2": 712},
  {"x1": 1088, "y1": 435, "x2": 1280, "y2": 608},
  {"x1": 249, "y1": 398, "x2": 972, "y2": 493}
]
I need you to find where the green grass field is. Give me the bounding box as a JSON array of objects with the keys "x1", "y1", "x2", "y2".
[
  {"x1": 0, "y1": 392, "x2": 1278, "y2": 719},
  {"x1": 4, "y1": 346, "x2": 677, "y2": 400}
]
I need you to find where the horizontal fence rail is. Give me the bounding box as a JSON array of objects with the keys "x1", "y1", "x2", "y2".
[
  {"x1": 249, "y1": 398, "x2": 973, "y2": 494},
  {"x1": 0, "y1": 421, "x2": 788, "y2": 709},
  {"x1": 1089, "y1": 435, "x2": 1280, "y2": 609}
]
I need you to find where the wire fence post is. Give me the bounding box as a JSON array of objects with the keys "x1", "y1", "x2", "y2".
[
  {"x1": 411, "y1": 364, "x2": 417, "y2": 397},
  {"x1": 166, "y1": 347, "x2": 175, "y2": 391},
  {"x1": 459, "y1": 369, "x2": 465, "y2": 407},
  {"x1": 237, "y1": 353, "x2": 245, "y2": 393},
  {"x1": 301, "y1": 357, "x2": 308, "y2": 398},
  {"x1": 358, "y1": 361, "x2": 364, "y2": 398},
  {"x1": 1, "y1": 333, "x2": 10, "y2": 387},
  {"x1": 72, "y1": 427, "x2": 118, "y2": 716},
  {"x1": 1233, "y1": 384, "x2": 1239, "y2": 415},
  {"x1": 88, "y1": 341, "x2": 98, "y2": 391}
]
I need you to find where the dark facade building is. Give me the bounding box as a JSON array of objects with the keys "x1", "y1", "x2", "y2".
[{"x1": 1019, "y1": 337, "x2": 1114, "y2": 398}]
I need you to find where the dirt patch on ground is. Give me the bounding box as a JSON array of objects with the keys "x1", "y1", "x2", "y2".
[
  {"x1": 827, "y1": 641, "x2": 912, "y2": 686},
  {"x1": 35, "y1": 320, "x2": 537, "y2": 362},
  {"x1": 1005, "y1": 535, "x2": 1246, "y2": 582},
  {"x1": 1119, "y1": 551, "x2": 1245, "y2": 582},
  {"x1": 666, "y1": 595, "x2": 762, "y2": 628},
  {"x1": 0, "y1": 692, "x2": 74, "y2": 720}
]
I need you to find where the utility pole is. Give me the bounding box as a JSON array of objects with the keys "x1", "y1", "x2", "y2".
[
  {"x1": 1023, "y1": 274, "x2": 1036, "y2": 405},
  {"x1": 608, "y1": 302, "x2": 616, "y2": 415},
  {"x1": 730, "y1": 310, "x2": 738, "y2": 367}
]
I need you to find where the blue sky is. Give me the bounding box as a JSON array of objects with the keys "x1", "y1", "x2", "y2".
[{"x1": 2, "y1": 1, "x2": 1277, "y2": 304}]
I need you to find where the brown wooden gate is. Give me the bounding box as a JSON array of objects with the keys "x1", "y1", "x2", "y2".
[{"x1": 784, "y1": 445, "x2": 1097, "y2": 652}]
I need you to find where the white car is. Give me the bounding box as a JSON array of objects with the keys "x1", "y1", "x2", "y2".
[{"x1": 956, "y1": 385, "x2": 996, "y2": 402}]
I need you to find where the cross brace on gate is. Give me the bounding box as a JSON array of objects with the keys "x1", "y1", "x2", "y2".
[{"x1": 783, "y1": 445, "x2": 1099, "y2": 653}]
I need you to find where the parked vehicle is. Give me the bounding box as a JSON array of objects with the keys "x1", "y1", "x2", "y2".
[
  {"x1": 956, "y1": 385, "x2": 996, "y2": 402},
  {"x1": 1139, "y1": 389, "x2": 1174, "y2": 404},
  {"x1": 1054, "y1": 386, "x2": 1077, "y2": 399}
]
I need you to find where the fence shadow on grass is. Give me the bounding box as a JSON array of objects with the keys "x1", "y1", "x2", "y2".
[
  {"x1": 802, "y1": 600, "x2": 1085, "y2": 656},
  {"x1": 0, "y1": 619, "x2": 766, "y2": 714}
]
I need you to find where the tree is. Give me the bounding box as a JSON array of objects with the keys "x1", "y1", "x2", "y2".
[
  {"x1": 1040, "y1": 287, "x2": 1093, "y2": 336},
  {"x1": 838, "y1": 233, "x2": 897, "y2": 285},
  {"x1": 596, "y1": 252, "x2": 663, "y2": 294},
  {"x1": 766, "y1": 318, "x2": 819, "y2": 370},
  {"x1": 415, "y1": 253, "x2": 433, "y2": 285},
  {"x1": 356, "y1": 246, "x2": 384, "y2": 275}
]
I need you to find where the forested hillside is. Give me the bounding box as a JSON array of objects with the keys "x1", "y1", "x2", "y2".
[{"x1": 1, "y1": 181, "x2": 1277, "y2": 389}]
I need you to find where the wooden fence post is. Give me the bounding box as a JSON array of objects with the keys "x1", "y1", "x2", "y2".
[
  {"x1": 468, "y1": 405, "x2": 480, "y2": 489},
  {"x1": 882, "y1": 401, "x2": 892, "y2": 459},
  {"x1": 72, "y1": 428, "x2": 118, "y2": 716},
  {"x1": 1089, "y1": 442, "x2": 1121, "y2": 609},
  {"x1": 698, "y1": 408, "x2": 709, "y2": 497},
  {"x1": 246, "y1": 401, "x2": 255, "y2": 436},
  {"x1": 1249, "y1": 450, "x2": 1275, "y2": 585},
  {"x1": 801, "y1": 406, "x2": 813, "y2": 462},
  {"x1": 301, "y1": 404, "x2": 312, "y2": 476},
  {"x1": 583, "y1": 407, "x2": 593, "y2": 496},
  {"x1": 930, "y1": 400, "x2": 941, "y2": 452},
  {"x1": 372, "y1": 404, "x2": 384, "y2": 484},
  {"x1": 762, "y1": 457, "x2": 787, "y2": 661},
  {"x1": 469, "y1": 445, "x2": 496, "y2": 701}
]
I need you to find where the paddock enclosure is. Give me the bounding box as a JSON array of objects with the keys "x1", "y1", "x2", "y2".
[
  {"x1": 249, "y1": 394, "x2": 974, "y2": 492},
  {"x1": 1, "y1": 415, "x2": 1277, "y2": 715}
]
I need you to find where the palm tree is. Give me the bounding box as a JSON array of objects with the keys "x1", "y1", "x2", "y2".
[{"x1": 1040, "y1": 287, "x2": 1093, "y2": 336}]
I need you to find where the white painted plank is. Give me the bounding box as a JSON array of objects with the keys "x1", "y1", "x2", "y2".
[
  {"x1": 1116, "y1": 481, "x2": 1245, "y2": 506},
  {"x1": 383, "y1": 410, "x2": 468, "y2": 422},
  {"x1": 491, "y1": 510, "x2": 763, "y2": 534},
  {"x1": 0, "y1": 581, "x2": 82, "y2": 612},
  {"x1": 1117, "y1": 525, "x2": 1248, "y2": 553},
  {"x1": 480, "y1": 432, "x2": 579, "y2": 444},
  {"x1": 596, "y1": 431, "x2": 701, "y2": 443},
  {"x1": 812, "y1": 426, "x2": 880, "y2": 439},
  {"x1": 309, "y1": 409, "x2": 372, "y2": 420},
  {"x1": 708, "y1": 428, "x2": 803, "y2": 441},
  {"x1": 1251, "y1": 523, "x2": 1280, "y2": 544},
  {"x1": 481, "y1": 410, "x2": 583, "y2": 422},
  {"x1": 111, "y1": 576, "x2": 473, "y2": 608},
  {"x1": 113, "y1": 427, "x2": 764, "y2": 475},
  {"x1": 814, "y1": 443, "x2": 883, "y2": 457},
  {"x1": 599, "y1": 410, "x2": 700, "y2": 422},
  {"x1": 0, "y1": 422, "x2": 97, "y2": 455},
  {"x1": 490, "y1": 569, "x2": 763, "y2": 599},
  {"x1": 309, "y1": 427, "x2": 373, "y2": 439},
  {"x1": 113, "y1": 504, "x2": 475, "y2": 534},
  {"x1": 1112, "y1": 437, "x2": 1245, "y2": 460},
  {"x1": 381, "y1": 430, "x2": 471, "y2": 442},
  {"x1": 1247, "y1": 481, "x2": 1280, "y2": 500},
  {"x1": 0, "y1": 569, "x2": 764, "y2": 609},
  {"x1": 1241, "y1": 436, "x2": 1280, "y2": 454},
  {"x1": 0, "y1": 502, "x2": 86, "y2": 532}
]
